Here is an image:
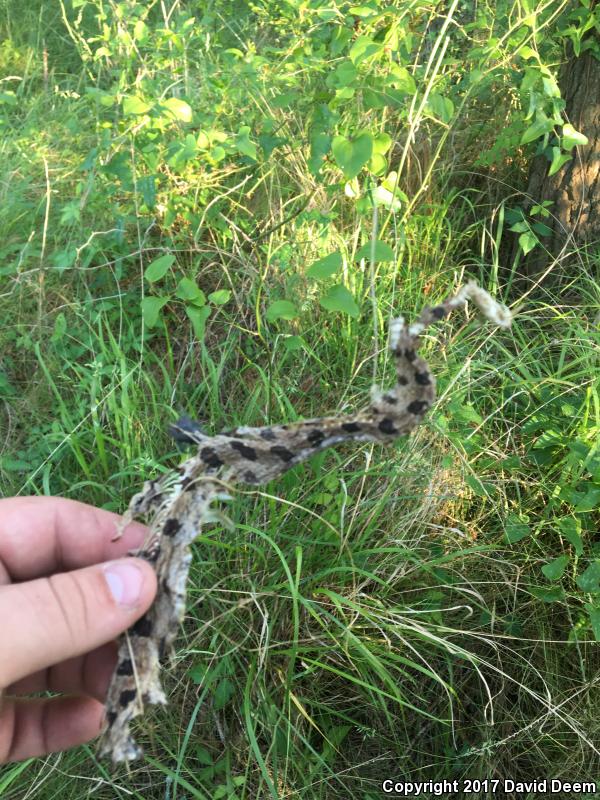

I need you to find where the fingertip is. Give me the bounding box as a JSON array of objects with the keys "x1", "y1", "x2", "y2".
[
  {"x1": 0, "y1": 557, "x2": 158, "y2": 687},
  {"x1": 103, "y1": 557, "x2": 157, "y2": 611}
]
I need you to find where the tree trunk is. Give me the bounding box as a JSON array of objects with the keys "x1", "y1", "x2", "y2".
[{"x1": 516, "y1": 17, "x2": 600, "y2": 279}]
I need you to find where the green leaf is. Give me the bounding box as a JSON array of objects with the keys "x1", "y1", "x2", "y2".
[
  {"x1": 330, "y1": 26, "x2": 353, "y2": 56},
  {"x1": 122, "y1": 95, "x2": 151, "y2": 115},
  {"x1": 348, "y1": 36, "x2": 381, "y2": 65},
  {"x1": 308, "y1": 130, "x2": 331, "y2": 175},
  {"x1": 59, "y1": 201, "x2": 80, "y2": 226},
  {"x1": 0, "y1": 90, "x2": 17, "y2": 106},
  {"x1": 372, "y1": 132, "x2": 392, "y2": 155},
  {"x1": 271, "y1": 91, "x2": 297, "y2": 108},
  {"x1": 529, "y1": 585, "x2": 564, "y2": 603},
  {"x1": 548, "y1": 147, "x2": 572, "y2": 177},
  {"x1": 542, "y1": 74, "x2": 560, "y2": 98},
  {"x1": 574, "y1": 485, "x2": 600, "y2": 513},
  {"x1": 541, "y1": 555, "x2": 568, "y2": 581},
  {"x1": 532, "y1": 221, "x2": 552, "y2": 237},
  {"x1": 138, "y1": 175, "x2": 156, "y2": 209},
  {"x1": 363, "y1": 87, "x2": 388, "y2": 109},
  {"x1": 519, "y1": 45, "x2": 537, "y2": 60},
  {"x1": 328, "y1": 60, "x2": 358, "y2": 88},
  {"x1": 349, "y1": 5, "x2": 379, "y2": 17},
  {"x1": 556, "y1": 517, "x2": 583, "y2": 556},
  {"x1": 319, "y1": 285, "x2": 360, "y2": 318},
  {"x1": 505, "y1": 514, "x2": 531, "y2": 544},
  {"x1": 176, "y1": 278, "x2": 206, "y2": 305},
  {"x1": 427, "y1": 94, "x2": 454, "y2": 124},
  {"x1": 372, "y1": 184, "x2": 402, "y2": 212},
  {"x1": 208, "y1": 289, "x2": 231, "y2": 305},
  {"x1": 195, "y1": 746, "x2": 213, "y2": 766},
  {"x1": 282, "y1": 335, "x2": 304, "y2": 352},
  {"x1": 197, "y1": 130, "x2": 210, "y2": 149},
  {"x1": 0, "y1": 457, "x2": 32, "y2": 472},
  {"x1": 465, "y1": 474, "x2": 487, "y2": 497},
  {"x1": 188, "y1": 663, "x2": 208, "y2": 684},
  {"x1": 585, "y1": 604, "x2": 600, "y2": 641},
  {"x1": 213, "y1": 678, "x2": 234, "y2": 711},
  {"x1": 259, "y1": 133, "x2": 286, "y2": 157},
  {"x1": 577, "y1": 562, "x2": 600, "y2": 593},
  {"x1": 355, "y1": 240, "x2": 394, "y2": 262},
  {"x1": 0, "y1": 370, "x2": 16, "y2": 398},
  {"x1": 51, "y1": 313, "x2": 67, "y2": 343},
  {"x1": 380, "y1": 171, "x2": 408, "y2": 199},
  {"x1": 162, "y1": 97, "x2": 192, "y2": 122},
  {"x1": 307, "y1": 251, "x2": 343, "y2": 280},
  {"x1": 332, "y1": 132, "x2": 373, "y2": 180},
  {"x1": 186, "y1": 304, "x2": 211, "y2": 339},
  {"x1": 562, "y1": 123, "x2": 588, "y2": 150},
  {"x1": 509, "y1": 221, "x2": 529, "y2": 233},
  {"x1": 519, "y1": 231, "x2": 538, "y2": 254},
  {"x1": 266, "y1": 300, "x2": 298, "y2": 322},
  {"x1": 369, "y1": 152, "x2": 387, "y2": 175},
  {"x1": 521, "y1": 114, "x2": 553, "y2": 144},
  {"x1": 141, "y1": 296, "x2": 169, "y2": 328},
  {"x1": 344, "y1": 178, "x2": 360, "y2": 198},
  {"x1": 387, "y1": 64, "x2": 416, "y2": 95},
  {"x1": 235, "y1": 126, "x2": 257, "y2": 160},
  {"x1": 144, "y1": 254, "x2": 175, "y2": 282},
  {"x1": 52, "y1": 247, "x2": 77, "y2": 272},
  {"x1": 209, "y1": 145, "x2": 226, "y2": 163}
]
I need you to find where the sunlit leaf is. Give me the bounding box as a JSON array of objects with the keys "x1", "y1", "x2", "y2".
[
  {"x1": 349, "y1": 36, "x2": 381, "y2": 65},
  {"x1": 372, "y1": 185, "x2": 402, "y2": 212},
  {"x1": 144, "y1": 254, "x2": 175, "y2": 282},
  {"x1": 372, "y1": 132, "x2": 392, "y2": 154},
  {"x1": 319, "y1": 285, "x2": 359, "y2": 317},
  {"x1": 266, "y1": 300, "x2": 298, "y2": 322},
  {"x1": 235, "y1": 126, "x2": 257, "y2": 160},
  {"x1": 427, "y1": 94, "x2": 454, "y2": 123},
  {"x1": 355, "y1": 240, "x2": 394, "y2": 262},
  {"x1": 186, "y1": 304, "x2": 211, "y2": 339},
  {"x1": 519, "y1": 231, "x2": 538, "y2": 254},
  {"x1": 562, "y1": 123, "x2": 588, "y2": 150},
  {"x1": 208, "y1": 289, "x2": 231, "y2": 305},
  {"x1": 142, "y1": 296, "x2": 169, "y2": 328},
  {"x1": 123, "y1": 95, "x2": 151, "y2": 115},
  {"x1": 162, "y1": 97, "x2": 193, "y2": 122},
  {"x1": 387, "y1": 64, "x2": 416, "y2": 95},
  {"x1": 332, "y1": 132, "x2": 373, "y2": 179},
  {"x1": 521, "y1": 114, "x2": 553, "y2": 144},
  {"x1": 369, "y1": 152, "x2": 387, "y2": 175},
  {"x1": 307, "y1": 251, "x2": 343, "y2": 280},
  {"x1": 176, "y1": 278, "x2": 206, "y2": 305}
]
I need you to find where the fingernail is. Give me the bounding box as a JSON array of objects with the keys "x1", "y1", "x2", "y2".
[{"x1": 104, "y1": 560, "x2": 144, "y2": 608}]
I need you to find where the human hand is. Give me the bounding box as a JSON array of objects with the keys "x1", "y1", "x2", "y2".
[{"x1": 0, "y1": 496, "x2": 157, "y2": 763}]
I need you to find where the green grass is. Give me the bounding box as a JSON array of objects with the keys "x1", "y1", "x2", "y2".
[{"x1": 1, "y1": 1, "x2": 599, "y2": 798}]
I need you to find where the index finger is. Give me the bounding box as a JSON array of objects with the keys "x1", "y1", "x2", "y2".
[{"x1": 0, "y1": 496, "x2": 149, "y2": 582}]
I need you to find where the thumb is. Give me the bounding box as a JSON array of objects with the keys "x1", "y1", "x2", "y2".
[{"x1": 0, "y1": 558, "x2": 157, "y2": 688}]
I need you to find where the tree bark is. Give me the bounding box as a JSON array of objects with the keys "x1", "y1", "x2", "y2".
[{"x1": 516, "y1": 14, "x2": 600, "y2": 279}]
